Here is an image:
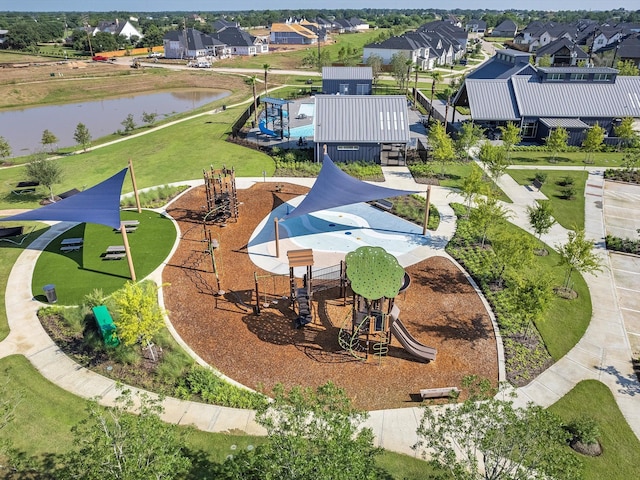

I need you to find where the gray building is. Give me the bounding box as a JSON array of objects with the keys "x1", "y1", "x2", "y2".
[
  {"x1": 322, "y1": 67, "x2": 373, "y2": 95},
  {"x1": 314, "y1": 95, "x2": 410, "y2": 164}
]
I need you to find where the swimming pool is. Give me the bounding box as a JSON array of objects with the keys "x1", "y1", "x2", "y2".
[{"x1": 289, "y1": 124, "x2": 314, "y2": 138}]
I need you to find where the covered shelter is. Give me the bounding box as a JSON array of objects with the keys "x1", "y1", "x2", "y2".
[{"x1": 0, "y1": 168, "x2": 138, "y2": 280}]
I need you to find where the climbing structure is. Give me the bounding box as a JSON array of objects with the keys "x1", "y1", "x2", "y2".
[
  {"x1": 287, "y1": 249, "x2": 314, "y2": 328},
  {"x1": 203, "y1": 165, "x2": 238, "y2": 223}
]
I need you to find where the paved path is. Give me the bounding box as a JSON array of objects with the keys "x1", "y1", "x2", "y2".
[{"x1": 2, "y1": 165, "x2": 639, "y2": 457}]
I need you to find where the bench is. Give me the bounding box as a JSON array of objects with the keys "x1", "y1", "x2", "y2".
[
  {"x1": 103, "y1": 253, "x2": 126, "y2": 260},
  {"x1": 121, "y1": 220, "x2": 140, "y2": 227},
  {"x1": 106, "y1": 245, "x2": 125, "y2": 254},
  {"x1": 531, "y1": 179, "x2": 543, "y2": 191},
  {"x1": 60, "y1": 245, "x2": 82, "y2": 252},
  {"x1": 372, "y1": 199, "x2": 393, "y2": 211},
  {"x1": 61, "y1": 237, "x2": 83, "y2": 246},
  {"x1": 420, "y1": 387, "x2": 460, "y2": 400}
]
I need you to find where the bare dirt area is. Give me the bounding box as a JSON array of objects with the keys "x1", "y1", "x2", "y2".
[
  {"x1": 0, "y1": 61, "x2": 247, "y2": 109},
  {"x1": 163, "y1": 183, "x2": 499, "y2": 410}
]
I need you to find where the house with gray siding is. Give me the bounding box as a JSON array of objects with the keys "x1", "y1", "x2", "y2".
[
  {"x1": 322, "y1": 67, "x2": 372, "y2": 95},
  {"x1": 453, "y1": 63, "x2": 640, "y2": 146},
  {"x1": 314, "y1": 95, "x2": 410, "y2": 164}
]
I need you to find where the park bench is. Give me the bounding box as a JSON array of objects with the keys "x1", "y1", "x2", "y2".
[
  {"x1": 103, "y1": 253, "x2": 126, "y2": 261},
  {"x1": 531, "y1": 178, "x2": 543, "y2": 191},
  {"x1": 372, "y1": 199, "x2": 393, "y2": 211},
  {"x1": 420, "y1": 387, "x2": 460, "y2": 400}
]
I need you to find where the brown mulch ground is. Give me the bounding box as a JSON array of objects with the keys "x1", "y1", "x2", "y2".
[{"x1": 163, "y1": 182, "x2": 498, "y2": 410}]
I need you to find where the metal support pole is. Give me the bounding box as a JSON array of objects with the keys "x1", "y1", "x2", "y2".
[
  {"x1": 274, "y1": 217, "x2": 280, "y2": 258},
  {"x1": 121, "y1": 225, "x2": 136, "y2": 281},
  {"x1": 128, "y1": 159, "x2": 142, "y2": 214},
  {"x1": 423, "y1": 185, "x2": 432, "y2": 235}
]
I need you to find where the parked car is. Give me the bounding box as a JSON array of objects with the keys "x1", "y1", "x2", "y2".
[
  {"x1": 92, "y1": 55, "x2": 109, "y2": 62},
  {"x1": 148, "y1": 52, "x2": 162, "y2": 58}
]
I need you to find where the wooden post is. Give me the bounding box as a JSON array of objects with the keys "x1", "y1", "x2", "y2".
[
  {"x1": 423, "y1": 185, "x2": 432, "y2": 235},
  {"x1": 128, "y1": 159, "x2": 142, "y2": 214},
  {"x1": 274, "y1": 217, "x2": 280, "y2": 258},
  {"x1": 120, "y1": 225, "x2": 136, "y2": 281}
]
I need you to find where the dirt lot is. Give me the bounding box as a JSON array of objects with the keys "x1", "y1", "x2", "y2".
[
  {"x1": 163, "y1": 182, "x2": 499, "y2": 410},
  {"x1": 0, "y1": 61, "x2": 247, "y2": 109}
]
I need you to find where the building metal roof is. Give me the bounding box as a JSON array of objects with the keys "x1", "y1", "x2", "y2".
[
  {"x1": 463, "y1": 80, "x2": 520, "y2": 121},
  {"x1": 537, "y1": 66, "x2": 617, "y2": 74},
  {"x1": 539, "y1": 118, "x2": 590, "y2": 128},
  {"x1": 511, "y1": 75, "x2": 640, "y2": 118},
  {"x1": 322, "y1": 66, "x2": 373, "y2": 80},
  {"x1": 314, "y1": 95, "x2": 410, "y2": 144}
]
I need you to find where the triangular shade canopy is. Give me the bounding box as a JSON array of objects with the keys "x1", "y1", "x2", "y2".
[
  {"x1": 0, "y1": 168, "x2": 128, "y2": 230},
  {"x1": 282, "y1": 154, "x2": 419, "y2": 221}
]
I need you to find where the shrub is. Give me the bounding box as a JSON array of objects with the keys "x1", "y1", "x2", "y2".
[
  {"x1": 120, "y1": 184, "x2": 188, "y2": 208},
  {"x1": 567, "y1": 417, "x2": 600, "y2": 445},
  {"x1": 558, "y1": 175, "x2": 575, "y2": 187},
  {"x1": 560, "y1": 185, "x2": 577, "y2": 200},
  {"x1": 534, "y1": 171, "x2": 547, "y2": 184}
]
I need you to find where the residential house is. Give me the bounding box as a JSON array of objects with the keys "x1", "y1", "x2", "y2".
[
  {"x1": 212, "y1": 19, "x2": 239, "y2": 32},
  {"x1": 465, "y1": 19, "x2": 487, "y2": 35},
  {"x1": 313, "y1": 95, "x2": 410, "y2": 164},
  {"x1": 535, "y1": 38, "x2": 589, "y2": 66},
  {"x1": 322, "y1": 67, "x2": 373, "y2": 95},
  {"x1": 163, "y1": 28, "x2": 228, "y2": 59},
  {"x1": 334, "y1": 18, "x2": 356, "y2": 33},
  {"x1": 349, "y1": 18, "x2": 370, "y2": 31},
  {"x1": 592, "y1": 27, "x2": 624, "y2": 52},
  {"x1": 617, "y1": 34, "x2": 640, "y2": 67},
  {"x1": 364, "y1": 34, "x2": 435, "y2": 71},
  {"x1": 95, "y1": 19, "x2": 143, "y2": 40},
  {"x1": 0, "y1": 29, "x2": 8, "y2": 46},
  {"x1": 418, "y1": 20, "x2": 469, "y2": 52},
  {"x1": 490, "y1": 19, "x2": 518, "y2": 38},
  {"x1": 270, "y1": 22, "x2": 317, "y2": 44},
  {"x1": 453, "y1": 56, "x2": 640, "y2": 146},
  {"x1": 213, "y1": 27, "x2": 268, "y2": 55}
]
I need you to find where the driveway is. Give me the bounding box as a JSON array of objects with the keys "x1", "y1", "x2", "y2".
[{"x1": 604, "y1": 181, "x2": 640, "y2": 357}]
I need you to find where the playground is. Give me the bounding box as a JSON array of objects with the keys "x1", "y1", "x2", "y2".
[{"x1": 163, "y1": 181, "x2": 499, "y2": 410}]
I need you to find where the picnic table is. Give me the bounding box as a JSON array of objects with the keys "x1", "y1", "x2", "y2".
[
  {"x1": 121, "y1": 220, "x2": 140, "y2": 227},
  {"x1": 61, "y1": 237, "x2": 83, "y2": 246},
  {"x1": 106, "y1": 245, "x2": 125, "y2": 253}
]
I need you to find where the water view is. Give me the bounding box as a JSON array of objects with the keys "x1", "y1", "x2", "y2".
[{"x1": 0, "y1": 89, "x2": 230, "y2": 157}]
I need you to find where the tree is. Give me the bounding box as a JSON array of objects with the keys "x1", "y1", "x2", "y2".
[
  {"x1": 429, "y1": 121, "x2": 456, "y2": 177},
  {"x1": 111, "y1": 281, "x2": 165, "y2": 360},
  {"x1": 216, "y1": 382, "x2": 381, "y2": 480},
  {"x1": 527, "y1": 200, "x2": 556, "y2": 244},
  {"x1": 61, "y1": 389, "x2": 191, "y2": 480},
  {"x1": 73, "y1": 122, "x2": 92, "y2": 152},
  {"x1": 427, "y1": 70, "x2": 442, "y2": 123},
  {"x1": 0, "y1": 136, "x2": 11, "y2": 160},
  {"x1": 245, "y1": 75, "x2": 259, "y2": 124},
  {"x1": 582, "y1": 124, "x2": 604, "y2": 164},
  {"x1": 414, "y1": 377, "x2": 582, "y2": 480},
  {"x1": 556, "y1": 229, "x2": 604, "y2": 290},
  {"x1": 510, "y1": 273, "x2": 554, "y2": 338},
  {"x1": 616, "y1": 59, "x2": 640, "y2": 76},
  {"x1": 469, "y1": 195, "x2": 511, "y2": 248},
  {"x1": 613, "y1": 117, "x2": 639, "y2": 149},
  {"x1": 479, "y1": 142, "x2": 509, "y2": 185},
  {"x1": 25, "y1": 155, "x2": 63, "y2": 200},
  {"x1": 545, "y1": 127, "x2": 568, "y2": 162},
  {"x1": 456, "y1": 121, "x2": 485, "y2": 160},
  {"x1": 140, "y1": 24, "x2": 164, "y2": 48},
  {"x1": 537, "y1": 53, "x2": 552, "y2": 67},
  {"x1": 365, "y1": 54, "x2": 384, "y2": 88},
  {"x1": 41, "y1": 129, "x2": 59, "y2": 153},
  {"x1": 142, "y1": 111, "x2": 158, "y2": 126},
  {"x1": 498, "y1": 122, "x2": 521, "y2": 162},
  {"x1": 390, "y1": 52, "x2": 410, "y2": 92},
  {"x1": 459, "y1": 163, "x2": 489, "y2": 217},
  {"x1": 121, "y1": 114, "x2": 136, "y2": 134},
  {"x1": 262, "y1": 63, "x2": 270, "y2": 96},
  {"x1": 489, "y1": 229, "x2": 534, "y2": 288}
]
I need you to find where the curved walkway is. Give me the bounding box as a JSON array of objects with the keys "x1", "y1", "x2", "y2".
[{"x1": 2, "y1": 166, "x2": 639, "y2": 457}]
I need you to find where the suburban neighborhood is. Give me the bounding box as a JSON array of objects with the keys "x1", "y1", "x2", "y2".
[{"x1": 0, "y1": 4, "x2": 640, "y2": 479}]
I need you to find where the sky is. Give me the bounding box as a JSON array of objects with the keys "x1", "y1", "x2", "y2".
[{"x1": 3, "y1": 0, "x2": 638, "y2": 13}]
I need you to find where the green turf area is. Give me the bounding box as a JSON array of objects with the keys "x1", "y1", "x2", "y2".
[
  {"x1": 511, "y1": 150, "x2": 625, "y2": 167},
  {"x1": 0, "y1": 223, "x2": 48, "y2": 341},
  {"x1": 549, "y1": 380, "x2": 640, "y2": 480},
  {"x1": 507, "y1": 170, "x2": 587, "y2": 230},
  {"x1": 0, "y1": 106, "x2": 275, "y2": 210},
  {"x1": 31, "y1": 210, "x2": 176, "y2": 305}
]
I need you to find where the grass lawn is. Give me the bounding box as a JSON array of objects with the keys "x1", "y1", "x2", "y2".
[
  {"x1": 511, "y1": 150, "x2": 625, "y2": 167},
  {"x1": 507, "y1": 169, "x2": 587, "y2": 230},
  {"x1": 0, "y1": 106, "x2": 276, "y2": 210},
  {"x1": 548, "y1": 380, "x2": 640, "y2": 480},
  {"x1": 0, "y1": 223, "x2": 48, "y2": 341},
  {"x1": 0, "y1": 354, "x2": 439, "y2": 478},
  {"x1": 31, "y1": 210, "x2": 176, "y2": 305}
]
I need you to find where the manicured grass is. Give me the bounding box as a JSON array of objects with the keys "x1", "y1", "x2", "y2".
[
  {"x1": 548, "y1": 380, "x2": 640, "y2": 480},
  {"x1": 0, "y1": 106, "x2": 276, "y2": 210},
  {"x1": 31, "y1": 210, "x2": 176, "y2": 305},
  {"x1": 511, "y1": 150, "x2": 625, "y2": 167},
  {"x1": 0, "y1": 223, "x2": 48, "y2": 341},
  {"x1": 507, "y1": 170, "x2": 587, "y2": 230}
]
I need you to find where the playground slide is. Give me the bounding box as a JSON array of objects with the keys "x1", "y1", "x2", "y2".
[
  {"x1": 259, "y1": 120, "x2": 279, "y2": 138},
  {"x1": 390, "y1": 317, "x2": 437, "y2": 362}
]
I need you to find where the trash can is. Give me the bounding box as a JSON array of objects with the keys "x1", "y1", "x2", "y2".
[
  {"x1": 222, "y1": 104, "x2": 227, "y2": 111},
  {"x1": 43, "y1": 284, "x2": 57, "y2": 304}
]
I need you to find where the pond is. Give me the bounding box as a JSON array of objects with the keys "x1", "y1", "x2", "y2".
[{"x1": 0, "y1": 89, "x2": 230, "y2": 157}]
